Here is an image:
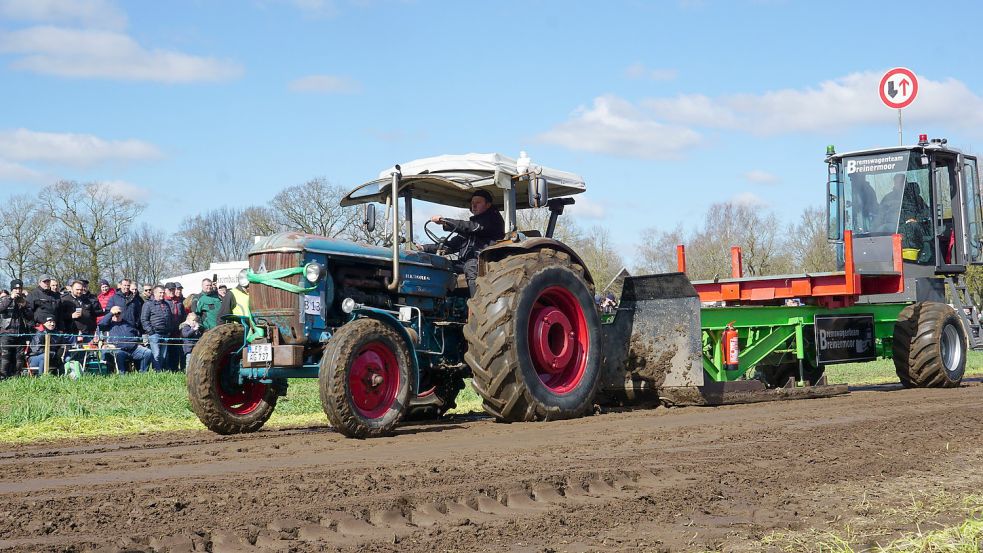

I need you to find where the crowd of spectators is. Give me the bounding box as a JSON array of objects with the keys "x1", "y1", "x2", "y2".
[{"x1": 0, "y1": 275, "x2": 229, "y2": 379}]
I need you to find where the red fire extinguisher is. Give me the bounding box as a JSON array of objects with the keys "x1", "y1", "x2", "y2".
[{"x1": 722, "y1": 321, "x2": 739, "y2": 371}]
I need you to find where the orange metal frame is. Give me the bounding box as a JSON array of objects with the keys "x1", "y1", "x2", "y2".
[{"x1": 678, "y1": 231, "x2": 905, "y2": 308}]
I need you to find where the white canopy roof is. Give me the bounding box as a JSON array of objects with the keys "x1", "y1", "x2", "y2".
[{"x1": 341, "y1": 153, "x2": 586, "y2": 209}]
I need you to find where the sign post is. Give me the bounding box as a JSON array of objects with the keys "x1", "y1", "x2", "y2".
[{"x1": 879, "y1": 67, "x2": 919, "y2": 145}]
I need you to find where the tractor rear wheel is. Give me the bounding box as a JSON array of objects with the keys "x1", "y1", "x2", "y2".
[
  {"x1": 464, "y1": 249, "x2": 602, "y2": 422},
  {"x1": 187, "y1": 324, "x2": 283, "y2": 434},
  {"x1": 319, "y1": 318, "x2": 413, "y2": 438},
  {"x1": 893, "y1": 302, "x2": 966, "y2": 388}
]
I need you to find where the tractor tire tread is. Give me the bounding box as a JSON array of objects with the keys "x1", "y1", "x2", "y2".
[{"x1": 464, "y1": 249, "x2": 599, "y2": 422}]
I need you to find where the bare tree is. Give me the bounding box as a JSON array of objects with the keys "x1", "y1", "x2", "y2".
[
  {"x1": 41, "y1": 181, "x2": 144, "y2": 284},
  {"x1": 788, "y1": 206, "x2": 836, "y2": 273},
  {"x1": 270, "y1": 178, "x2": 348, "y2": 237},
  {"x1": 568, "y1": 225, "x2": 625, "y2": 293},
  {"x1": 637, "y1": 201, "x2": 792, "y2": 281},
  {"x1": 0, "y1": 194, "x2": 50, "y2": 281},
  {"x1": 636, "y1": 224, "x2": 686, "y2": 274},
  {"x1": 118, "y1": 223, "x2": 173, "y2": 286},
  {"x1": 175, "y1": 206, "x2": 257, "y2": 270}
]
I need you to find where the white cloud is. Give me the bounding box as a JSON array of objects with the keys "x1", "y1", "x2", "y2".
[
  {"x1": 0, "y1": 26, "x2": 243, "y2": 83},
  {"x1": 289, "y1": 74, "x2": 361, "y2": 94},
  {"x1": 537, "y1": 95, "x2": 703, "y2": 159},
  {"x1": 0, "y1": 0, "x2": 126, "y2": 29},
  {"x1": 566, "y1": 196, "x2": 606, "y2": 219},
  {"x1": 0, "y1": 158, "x2": 45, "y2": 182},
  {"x1": 98, "y1": 179, "x2": 150, "y2": 201},
  {"x1": 625, "y1": 63, "x2": 677, "y2": 81},
  {"x1": 646, "y1": 71, "x2": 983, "y2": 135},
  {"x1": 731, "y1": 191, "x2": 767, "y2": 208},
  {"x1": 0, "y1": 128, "x2": 162, "y2": 166},
  {"x1": 743, "y1": 169, "x2": 780, "y2": 185}
]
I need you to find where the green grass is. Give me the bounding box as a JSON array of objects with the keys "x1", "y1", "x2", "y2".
[
  {"x1": 761, "y1": 494, "x2": 983, "y2": 552},
  {"x1": 0, "y1": 350, "x2": 979, "y2": 444}
]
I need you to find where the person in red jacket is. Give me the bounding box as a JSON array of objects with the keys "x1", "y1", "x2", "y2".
[{"x1": 96, "y1": 279, "x2": 116, "y2": 310}]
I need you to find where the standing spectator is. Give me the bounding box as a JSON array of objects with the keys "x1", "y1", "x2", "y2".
[
  {"x1": 179, "y1": 312, "x2": 203, "y2": 364},
  {"x1": 26, "y1": 275, "x2": 61, "y2": 329},
  {"x1": 105, "y1": 278, "x2": 144, "y2": 333},
  {"x1": 60, "y1": 280, "x2": 100, "y2": 336},
  {"x1": 98, "y1": 306, "x2": 154, "y2": 373},
  {"x1": 195, "y1": 278, "x2": 222, "y2": 330},
  {"x1": 140, "y1": 284, "x2": 152, "y2": 301},
  {"x1": 141, "y1": 285, "x2": 175, "y2": 372},
  {"x1": 0, "y1": 280, "x2": 31, "y2": 378},
  {"x1": 217, "y1": 284, "x2": 228, "y2": 299},
  {"x1": 96, "y1": 279, "x2": 116, "y2": 310},
  {"x1": 218, "y1": 270, "x2": 250, "y2": 322},
  {"x1": 49, "y1": 278, "x2": 61, "y2": 297},
  {"x1": 164, "y1": 283, "x2": 187, "y2": 371},
  {"x1": 27, "y1": 316, "x2": 66, "y2": 375}
]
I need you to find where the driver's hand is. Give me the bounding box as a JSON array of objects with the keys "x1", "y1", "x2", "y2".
[{"x1": 430, "y1": 215, "x2": 443, "y2": 224}]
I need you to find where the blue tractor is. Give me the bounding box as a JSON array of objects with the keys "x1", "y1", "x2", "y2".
[{"x1": 187, "y1": 153, "x2": 605, "y2": 438}]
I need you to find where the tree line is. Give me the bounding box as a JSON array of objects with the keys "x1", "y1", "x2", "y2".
[{"x1": 0, "y1": 178, "x2": 841, "y2": 292}]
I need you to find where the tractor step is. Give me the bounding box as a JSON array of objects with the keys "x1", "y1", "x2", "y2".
[{"x1": 657, "y1": 379, "x2": 849, "y2": 407}]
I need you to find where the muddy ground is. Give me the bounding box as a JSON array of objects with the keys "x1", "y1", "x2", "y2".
[{"x1": 1, "y1": 382, "x2": 982, "y2": 552}]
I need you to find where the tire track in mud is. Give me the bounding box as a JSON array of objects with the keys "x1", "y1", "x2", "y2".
[{"x1": 1, "y1": 384, "x2": 982, "y2": 552}]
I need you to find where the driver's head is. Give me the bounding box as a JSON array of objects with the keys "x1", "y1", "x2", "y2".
[{"x1": 470, "y1": 190, "x2": 493, "y2": 216}]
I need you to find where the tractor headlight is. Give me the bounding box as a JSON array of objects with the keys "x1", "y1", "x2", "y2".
[
  {"x1": 304, "y1": 262, "x2": 325, "y2": 283},
  {"x1": 341, "y1": 297, "x2": 357, "y2": 314},
  {"x1": 237, "y1": 269, "x2": 249, "y2": 288}
]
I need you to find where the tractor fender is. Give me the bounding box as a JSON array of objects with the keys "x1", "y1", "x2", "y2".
[
  {"x1": 479, "y1": 237, "x2": 594, "y2": 285},
  {"x1": 349, "y1": 310, "x2": 421, "y2": 393}
]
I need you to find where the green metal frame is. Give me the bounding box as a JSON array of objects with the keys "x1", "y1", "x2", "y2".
[{"x1": 700, "y1": 303, "x2": 908, "y2": 382}]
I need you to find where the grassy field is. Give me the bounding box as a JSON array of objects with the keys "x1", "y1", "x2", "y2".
[{"x1": 1, "y1": 353, "x2": 982, "y2": 444}]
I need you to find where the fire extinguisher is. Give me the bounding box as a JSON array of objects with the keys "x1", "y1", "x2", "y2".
[{"x1": 722, "y1": 321, "x2": 739, "y2": 371}]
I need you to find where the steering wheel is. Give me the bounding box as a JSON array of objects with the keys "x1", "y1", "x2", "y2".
[{"x1": 424, "y1": 220, "x2": 458, "y2": 255}]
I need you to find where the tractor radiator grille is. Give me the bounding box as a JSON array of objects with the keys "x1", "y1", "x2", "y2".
[{"x1": 249, "y1": 251, "x2": 302, "y2": 313}]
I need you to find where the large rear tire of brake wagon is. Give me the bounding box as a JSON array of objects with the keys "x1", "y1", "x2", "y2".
[
  {"x1": 187, "y1": 324, "x2": 283, "y2": 434},
  {"x1": 893, "y1": 302, "x2": 966, "y2": 388},
  {"x1": 464, "y1": 249, "x2": 602, "y2": 422},
  {"x1": 320, "y1": 318, "x2": 413, "y2": 438}
]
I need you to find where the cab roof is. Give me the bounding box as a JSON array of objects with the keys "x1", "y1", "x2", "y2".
[{"x1": 341, "y1": 153, "x2": 586, "y2": 209}]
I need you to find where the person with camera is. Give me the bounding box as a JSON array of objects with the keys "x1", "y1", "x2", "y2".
[{"x1": 0, "y1": 279, "x2": 32, "y2": 378}]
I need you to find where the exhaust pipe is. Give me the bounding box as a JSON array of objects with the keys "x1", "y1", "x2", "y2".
[{"x1": 386, "y1": 166, "x2": 401, "y2": 291}]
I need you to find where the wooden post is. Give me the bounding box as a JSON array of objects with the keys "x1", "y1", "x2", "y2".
[{"x1": 43, "y1": 332, "x2": 50, "y2": 375}]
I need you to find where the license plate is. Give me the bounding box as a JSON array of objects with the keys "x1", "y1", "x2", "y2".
[
  {"x1": 304, "y1": 295, "x2": 322, "y2": 316},
  {"x1": 246, "y1": 344, "x2": 272, "y2": 363}
]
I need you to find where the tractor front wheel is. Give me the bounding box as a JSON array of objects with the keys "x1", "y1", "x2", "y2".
[
  {"x1": 319, "y1": 318, "x2": 413, "y2": 438},
  {"x1": 187, "y1": 324, "x2": 282, "y2": 434},
  {"x1": 464, "y1": 249, "x2": 602, "y2": 422},
  {"x1": 893, "y1": 302, "x2": 966, "y2": 388}
]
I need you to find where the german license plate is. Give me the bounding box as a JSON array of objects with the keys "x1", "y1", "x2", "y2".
[
  {"x1": 304, "y1": 295, "x2": 322, "y2": 316},
  {"x1": 246, "y1": 344, "x2": 272, "y2": 363}
]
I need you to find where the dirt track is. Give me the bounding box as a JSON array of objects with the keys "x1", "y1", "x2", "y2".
[{"x1": 1, "y1": 382, "x2": 982, "y2": 552}]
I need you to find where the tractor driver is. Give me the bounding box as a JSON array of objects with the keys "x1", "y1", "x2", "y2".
[{"x1": 423, "y1": 189, "x2": 505, "y2": 295}]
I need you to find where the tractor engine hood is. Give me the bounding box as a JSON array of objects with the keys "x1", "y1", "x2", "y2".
[{"x1": 250, "y1": 231, "x2": 453, "y2": 271}]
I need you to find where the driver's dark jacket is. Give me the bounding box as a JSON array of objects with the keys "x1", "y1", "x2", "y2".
[{"x1": 431, "y1": 209, "x2": 505, "y2": 260}]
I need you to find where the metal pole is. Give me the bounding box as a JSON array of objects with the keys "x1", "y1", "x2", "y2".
[
  {"x1": 898, "y1": 109, "x2": 903, "y2": 146},
  {"x1": 43, "y1": 333, "x2": 50, "y2": 375}
]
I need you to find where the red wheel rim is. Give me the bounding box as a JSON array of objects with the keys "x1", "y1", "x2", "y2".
[
  {"x1": 527, "y1": 286, "x2": 589, "y2": 394},
  {"x1": 216, "y1": 354, "x2": 268, "y2": 415},
  {"x1": 349, "y1": 341, "x2": 400, "y2": 419}
]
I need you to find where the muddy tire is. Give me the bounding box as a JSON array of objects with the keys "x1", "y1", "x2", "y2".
[
  {"x1": 464, "y1": 249, "x2": 602, "y2": 422},
  {"x1": 893, "y1": 302, "x2": 966, "y2": 388},
  {"x1": 319, "y1": 318, "x2": 413, "y2": 438},
  {"x1": 187, "y1": 324, "x2": 282, "y2": 435}
]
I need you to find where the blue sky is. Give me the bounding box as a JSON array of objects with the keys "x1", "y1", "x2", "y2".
[{"x1": 2, "y1": 0, "x2": 983, "y2": 266}]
